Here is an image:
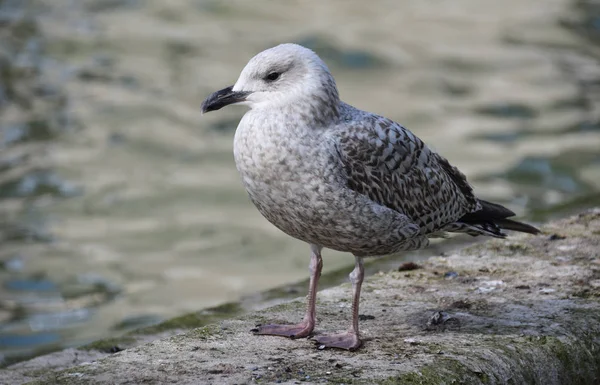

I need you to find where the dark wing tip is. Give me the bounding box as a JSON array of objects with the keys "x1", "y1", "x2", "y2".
[
  {"x1": 494, "y1": 218, "x2": 541, "y2": 235},
  {"x1": 460, "y1": 199, "x2": 540, "y2": 235}
]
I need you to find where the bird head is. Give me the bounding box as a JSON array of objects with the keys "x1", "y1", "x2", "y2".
[{"x1": 201, "y1": 43, "x2": 339, "y2": 116}]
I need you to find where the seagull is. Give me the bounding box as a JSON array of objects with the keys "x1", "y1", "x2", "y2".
[{"x1": 201, "y1": 43, "x2": 540, "y2": 351}]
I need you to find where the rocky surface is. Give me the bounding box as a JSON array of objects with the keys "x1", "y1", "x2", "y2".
[{"x1": 1, "y1": 208, "x2": 598, "y2": 384}]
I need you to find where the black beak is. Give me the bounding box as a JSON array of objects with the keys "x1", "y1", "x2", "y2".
[{"x1": 201, "y1": 86, "x2": 250, "y2": 114}]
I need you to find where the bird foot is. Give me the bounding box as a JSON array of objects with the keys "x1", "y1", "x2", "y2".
[
  {"x1": 313, "y1": 332, "x2": 362, "y2": 351},
  {"x1": 251, "y1": 322, "x2": 313, "y2": 339}
]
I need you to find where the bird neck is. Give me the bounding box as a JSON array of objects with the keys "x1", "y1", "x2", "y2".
[
  {"x1": 301, "y1": 95, "x2": 341, "y2": 128},
  {"x1": 290, "y1": 69, "x2": 341, "y2": 128}
]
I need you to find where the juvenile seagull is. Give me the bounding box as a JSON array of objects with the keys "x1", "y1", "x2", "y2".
[{"x1": 201, "y1": 43, "x2": 539, "y2": 351}]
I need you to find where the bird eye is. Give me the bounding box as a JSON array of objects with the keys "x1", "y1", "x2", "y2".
[{"x1": 265, "y1": 72, "x2": 280, "y2": 81}]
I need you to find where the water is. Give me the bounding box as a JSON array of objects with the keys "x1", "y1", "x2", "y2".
[{"x1": 1, "y1": 0, "x2": 600, "y2": 366}]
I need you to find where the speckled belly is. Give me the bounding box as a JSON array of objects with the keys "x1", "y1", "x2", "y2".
[
  {"x1": 234, "y1": 153, "x2": 421, "y2": 255},
  {"x1": 232, "y1": 116, "x2": 421, "y2": 255},
  {"x1": 236, "y1": 153, "x2": 331, "y2": 241}
]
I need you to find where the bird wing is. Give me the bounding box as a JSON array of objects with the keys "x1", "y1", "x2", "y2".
[{"x1": 333, "y1": 113, "x2": 481, "y2": 234}]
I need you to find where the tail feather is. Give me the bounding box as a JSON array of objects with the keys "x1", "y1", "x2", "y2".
[
  {"x1": 493, "y1": 218, "x2": 540, "y2": 235},
  {"x1": 455, "y1": 199, "x2": 540, "y2": 237}
]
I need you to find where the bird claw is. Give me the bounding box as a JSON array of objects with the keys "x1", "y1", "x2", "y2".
[{"x1": 312, "y1": 332, "x2": 362, "y2": 351}]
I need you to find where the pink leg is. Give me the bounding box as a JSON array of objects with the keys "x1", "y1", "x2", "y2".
[
  {"x1": 314, "y1": 256, "x2": 364, "y2": 351},
  {"x1": 252, "y1": 244, "x2": 322, "y2": 339}
]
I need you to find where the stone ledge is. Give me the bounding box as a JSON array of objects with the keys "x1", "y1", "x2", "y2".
[{"x1": 4, "y1": 208, "x2": 600, "y2": 384}]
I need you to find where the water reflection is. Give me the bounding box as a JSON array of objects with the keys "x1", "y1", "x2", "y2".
[{"x1": 1, "y1": 0, "x2": 600, "y2": 367}]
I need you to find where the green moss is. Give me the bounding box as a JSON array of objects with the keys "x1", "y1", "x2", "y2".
[
  {"x1": 507, "y1": 334, "x2": 599, "y2": 385},
  {"x1": 0, "y1": 344, "x2": 62, "y2": 369},
  {"x1": 211, "y1": 301, "x2": 244, "y2": 314},
  {"x1": 375, "y1": 329, "x2": 600, "y2": 385},
  {"x1": 505, "y1": 242, "x2": 534, "y2": 254},
  {"x1": 134, "y1": 302, "x2": 243, "y2": 335},
  {"x1": 133, "y1": 313, "x2": 206, "y2": 334},
  {"x1": 190, "y1": 324, "x2": 222, "y2": 340},
  {"x1": 379, "y1": 359, "x2": 486, "y2": 385},
  {"x1": 537, "y1": 336, "x2": 600, "y2": 385},
  {"x1": 78, "y1": 336, "x2": 136, "y2": 352},
  {"x1": 547, "y1": 339, "x2": 572, "y2": 373},
  {"x1": 263, "y1": 300, "x2": 305, "y2": 314}
]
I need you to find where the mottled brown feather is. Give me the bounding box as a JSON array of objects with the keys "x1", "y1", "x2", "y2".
[{"x1": 334, "y1": 108, "x2": 481, "y2": 235}]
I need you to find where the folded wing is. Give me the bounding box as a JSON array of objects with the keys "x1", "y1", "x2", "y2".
[{"x1": 333, "y1": 113, "x2": 481, "y2": 235}]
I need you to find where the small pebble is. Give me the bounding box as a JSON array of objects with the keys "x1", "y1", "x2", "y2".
[
  {"x1": 444, "y1": 271, "x2": 458, "y2": 279},
  {"x1": 427, "y1": 311, "x2": 459, "y2": 328},
  {"x1": 398, "y1": 262, "x2": 421, "y2": 271},
  {"x1": 557, "y1": 245, "x2": 576, "y2": 252}
]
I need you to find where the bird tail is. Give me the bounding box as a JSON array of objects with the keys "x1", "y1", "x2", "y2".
[
  {"x1": 447, "y1": 200, "x2": 540, "y2": 238},
  {"x1": 491, "y1": 218, "x2": 541, "y2": 235}
]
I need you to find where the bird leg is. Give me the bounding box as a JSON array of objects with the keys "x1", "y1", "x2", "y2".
[
  {"x1": 252, "y1": 244, "x2": 322, "y2": 339},
  {"x1": 313, "y1": 255, "x2": 364, "y2": 351}
]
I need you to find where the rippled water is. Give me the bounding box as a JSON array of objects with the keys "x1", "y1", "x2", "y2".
[{"x1": 1, "y1": 0, "x2": 599, "y2": 365}]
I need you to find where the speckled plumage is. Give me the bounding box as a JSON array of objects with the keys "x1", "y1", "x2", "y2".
[
  {"x1": 231, "y1": 45, "x2": 494, "y2": 257},
  {"x1": 202, "y1": 43, "x2": 539, "y2": 350}
]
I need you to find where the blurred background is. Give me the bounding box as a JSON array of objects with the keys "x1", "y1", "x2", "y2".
[{"x1": 0, "y1": 0, "x2": 599, "y2": 367}]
